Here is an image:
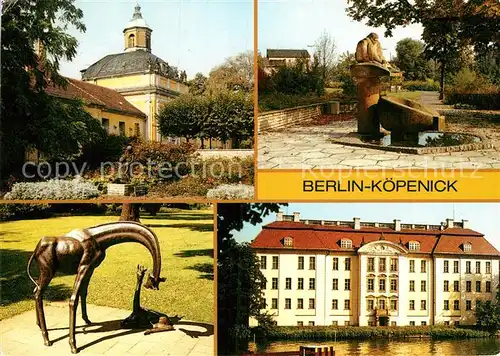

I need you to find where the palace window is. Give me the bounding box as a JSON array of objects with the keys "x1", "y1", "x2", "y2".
[
  {"x1": 344, "y1": 299, "x2": 351, "y2": 310},
  {"x1": 454, "y1": 321, "x2": 460, "y2": 326},
  {"x1": 134, "y1": 123, "x2": 140, "y2": 137},
  {"x1": 379, "y1": 258, "x2": 386, "y2": 272},
  {"x1": 476, "y1": 281, "x2": 481, "y2": 292},
  {"x1": 421, "y1": 321, "x2": 427, "y2": 326},
  {"x1": 466, "y1": 281, "x2": 471, "y2": 292},
  {"x1": 390, "y1": 279, "x2": 397, "y2": 292},
  {"x1": 309, "y1": 257, "x2": 316, "y2": 270},
  {"x1": 378, "y1": 299, "x2": 385, "y2": 310},
  {"x1": 390, "y1": 299, "x2": 398, "y2": 310},
  {"x1": 333, "y1": 258, "x2": 339, "y2": 271},
  {"x1": 454, "y1": 280, "x2": 459, "y2": 292},
  {"x1": 463, "y1": 243, "x2": 472, "y2": 252},
  {"x1": 297, "y1": 299, "x2": 303, "y2": 309},
  {"x1": 283, "y1": 237, "x2": 293, "y2": 247},
  {"x1": 409, "y1": 280, "x2": 415, "y2": 292},
  {"x1": 119, "y1": 121, "x2": 125, "y2": 136},
  {"x1": 260, "y1": 298, "x2": 266, "y2": 308},
  {"x1": 332, "y1": 321, "x2": 338, "y2": 326},
  {"x1": 297, "y1": 321, "x2": 303, "y2": 326},
  {"x1": 367, "y1": 257, "x2": 375, "y2": 272},
  {"x1": 486, "y1": 281, "x2": 491, "y2": 292},
  {"x1": 272, "y1": 278, "x2": 278, "y2": 289},
  {"x1": 332, "y1": 278, "x2": 338, "y2": 290},
  {"x1": 367, "y1": 278, "x2": 374, "y2": 292},
  {"x1": 340, "y1": 239, "x2": 352, "y2": 249},
  {"x1": 445, "y1": 321, "x2": 450, "y2": 326},
  {"x1": 466, "y1": 261, "x2": 471, "y2": 274},
  {"x1": 444, "y1": 300, "x2": 449, "y2": 310},
  {"x1": 345, "y1": 279, "x2": 351, "y2": 291},
  {"x1": 421, "y1": 260, "x2": 427, "y2": 273},
  {"x1": 298, "y1": 278, "x2": 304, "y2": 290},
  {"x1": 486, "y1": 261, "x2": 491, "y2": 274},
  {"x1": 345, "y1": 321, "x2": 350, "y2": 326},
  {"x1": 453, "y1": 261, "x2": 459, "y2": 273},
  {"x1": 285, "y1": 298, "x2": 291, "y2": 309},
  {"x1": 454, "y1": 300, "x2": 460, "y2": 310},
  {"x1": 409, "y1": 300, "x2": 415, "y2": 310},
  {"x1": 476, "y1": 261, "x2": 481, "y2": 274},
  {"x1": 309, "y1": 278, "x2": 316, "y2": 290},
  {"x1": 272, "y1": 256, "x2": 279, "y2": 269},
  {"x1": 298, "y1": 256, "x2": 304, "y2": 270},
  {"x1": 409, "y1": 260, "x2": 415, "y2": 273},
  {"x1": 444, "y1": 280, "x2": 449, "y2": 292},
  {"x1": 332, "y1": 299, "x2": 338, "y2": 310},
  {"x1": 345, "y1": 258, "x2": 351, "y2": 271},
  {"x1": 391, "y1": 321, "x2": 397, "y2": 326},
  {"x1": 102, "y1": 118, "x2": 110, "y2": 132},
  {"x1": 421, "y1": 300, "x2": 427, "y2": 310},
  {"x1": 390, "y1": 258, "x2": 398, "y2": 272},
  {"x1": 308, "y1": 321, "x2": 315, "y2": 326},
  {"x1": 271, "y1": 298, "x2": 278, "y2": 309},
  {"x1": 261, "y1": 280, "x2": 267, "y2": 289},
  {"x1": 260, "y1": 256, "x2": 267, "y2": 269},
  {"x1": 367, "y1": 299, "x2": 374, "y2": 310},
  {"x1": 285, "y1": 278, "x2": 292, "y2": 290},
  {"x1": 409, "y1": 241, "x2": 420, "y2": 251},
  {"x1": 466, "y1": 300, "x2": 472, "y2": 311},
  {"x1": 444, "y1": 260, "x2": 449, "y2": 273},
  {"x1": 421, "y1": 280, "x2": 426, "y2": 292},
  {"x1": 409, "y1": 321, "x2": 415, "y2": 326},
  {"x1": 128, "y1": 34, "x2": 135, "y2": 47},
  {"x1": 379, "y1": 279, "x2": 386, "y2": 292},
  {"x1": 309, "y1": 298, "x2": 315, "y2": 309}
]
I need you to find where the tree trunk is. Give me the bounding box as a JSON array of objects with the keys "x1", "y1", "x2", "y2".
[
  {"x1": 439, "y1": 62, "x2": 445, "y2": 101},
  {"x1": 120, "y1": 203, "x2": 141, "y2": 222}
]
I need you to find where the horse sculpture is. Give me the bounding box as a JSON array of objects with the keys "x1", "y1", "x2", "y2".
[{"x1": 27, "y1": 222, "x2": 166, "y2": 354}]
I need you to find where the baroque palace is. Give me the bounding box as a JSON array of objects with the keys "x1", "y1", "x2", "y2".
[{"x1": 251, "y1": 213, "x2": 500, "y2": 327}]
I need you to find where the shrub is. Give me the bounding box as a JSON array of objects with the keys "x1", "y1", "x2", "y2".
[
  {"x1": 402, "y1": 79, "x2": 440, "y2": 91},
  {"x1": 206, "y1": 184, "x2": 254, "y2": 199},
  {"x1": 0, "y1": 204, "x2": 51, "y2": 221},
  {"x1": 445, "y1": 68, "x2": 500, "y2": 109},
  {"x1": 192, "y1": 156, "x2": 254, "y2": 185},
  {"x1": 4, "y1": 177, "x2": 100, "y2": 200},
  {"x1": 151, "y1": 176, "x2": 214, "y2": 197},
  {"x1": 78, "y1": 134, "x2": 130, "y2": 169}
]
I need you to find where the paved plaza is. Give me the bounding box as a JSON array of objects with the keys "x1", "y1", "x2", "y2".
[{"x1": 0, "y1": 303, "x2": 213, "y2": 356}]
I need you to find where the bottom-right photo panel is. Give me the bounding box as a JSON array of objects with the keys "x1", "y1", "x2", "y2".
[{"x1": 217, "y1": 203, "x2": 500, "y2": 356}]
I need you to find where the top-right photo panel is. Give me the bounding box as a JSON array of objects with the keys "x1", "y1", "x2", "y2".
[{"x1": 257, "y1": 0, "x2": 499, "y2": 170}]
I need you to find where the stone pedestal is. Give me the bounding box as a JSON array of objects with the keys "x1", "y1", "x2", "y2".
[{"x1": 350, "y1": 63, "x2": 391, "y2": 137}]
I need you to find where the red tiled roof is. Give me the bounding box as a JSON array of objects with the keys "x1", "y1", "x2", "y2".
[
  {"x1": 45, "y1": 77, "x2": 146, "y2": 118},
  {"x1": 251, "y1": 221, "x2": 499, "y2": 256}
]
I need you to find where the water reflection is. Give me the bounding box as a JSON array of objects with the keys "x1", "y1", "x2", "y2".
[{"x1": 251, "y1": 338, "x2": 500, "y2": 356}]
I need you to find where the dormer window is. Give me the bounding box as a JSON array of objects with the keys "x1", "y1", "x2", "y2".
[
  {"x1": 408, "y1": 241, "x2": 420, "y2": 251},
  {"x1": 283, "y1": 236, "x2": 293, "y2": 247},
  {"x1": 340, "y1": 239, "x2": 352, "y2": 249},
  {"x1": 463, "y1": 243, "x2": 472, "y2": 252}
]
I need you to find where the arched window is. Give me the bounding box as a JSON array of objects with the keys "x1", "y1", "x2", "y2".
[
  {"x1": 462, "y1": 243, "x2": 472, "y2": 252},
  {"x1": 408, "y1": 241, "x2": 420, "y2": 251},
  {"x1": 146, "y1": 33, "x2": 151, "y2": 49},
  {"x1": 128, "y1": 34, "x2": 135, "y2": 48},
  {"x1": 283, "y1": 236, "x2": 293, "y2": 247},
  {"x1": 340, "y1": 239, "x2": 352, "y2": 249}
]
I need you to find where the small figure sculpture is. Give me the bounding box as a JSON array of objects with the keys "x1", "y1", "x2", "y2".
[
  {"x1": 180, "y1": 70, "x2": 187, "y2": 83},
  {"x1": 27, "y1": 222, "x2": 165, "y2": 354},
  {"x1": 355, "y1": 33, "x2": 388, "y2": 67}
]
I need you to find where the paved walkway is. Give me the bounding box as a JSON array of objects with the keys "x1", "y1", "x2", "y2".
[
  {"x1": 258, "y1": 93, "x2": 500, "y2": 169},
  {"x1": 0, "y1": 303, "x2": 213, "y2": 356}
]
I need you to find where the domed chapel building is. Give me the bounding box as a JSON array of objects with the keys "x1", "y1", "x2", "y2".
[{"x1": 81, "y1": 3, "x2": 188, "y2": 141}]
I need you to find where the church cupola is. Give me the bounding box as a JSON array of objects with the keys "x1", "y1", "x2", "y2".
[{"x1": 123, "y1": 3, "x2": 152, "y2": 53}]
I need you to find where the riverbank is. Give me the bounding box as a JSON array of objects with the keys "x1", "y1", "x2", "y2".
[{"x1": 262, "y1": 326, "x2": 492, "y2": 341}]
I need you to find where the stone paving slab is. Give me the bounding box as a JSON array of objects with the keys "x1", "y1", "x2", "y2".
[
  {"x1": 258, "y1": 120, "x2": 500, "y2": 169},
  {"x1": 0, "y1": 302, "x2": 213, "y2": 356}
]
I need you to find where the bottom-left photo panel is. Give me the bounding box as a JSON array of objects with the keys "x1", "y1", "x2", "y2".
[{"x1": 0, "y1": 203, "x2": 214, "y2": 355}]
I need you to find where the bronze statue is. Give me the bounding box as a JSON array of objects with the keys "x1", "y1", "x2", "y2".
[
  {"x1": 355, "y1": 33, "x2": 388, "y2": 67},
  {"x1": 27, "y1": 222, "x2": 165, "y2": 354}
]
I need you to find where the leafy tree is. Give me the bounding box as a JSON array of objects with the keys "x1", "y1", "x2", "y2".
[
  {"x1": 217, "y1": 203, "x2": 285, "y2": 355},
  {"x1": 394, "y1": 38, "x2": 432, "y2": 80},
  {"x1": 0, "y1": 0, "x2": 104, "y2": 184},
  {"x1": 475, "y1": 285, "x2": 500, "y2": 333},
  {"x1": 206, "y1": 51, "x2": 254, "y2": 94},
  {"x1": 187, "y1": 72, "x2": 208, "y2": 96},
  {"x1": 333, "y1": 51, "x2": 357, "y2": 98},
  {"x1": 314, "y1": 30, "x2": 337, "y2": 83}
]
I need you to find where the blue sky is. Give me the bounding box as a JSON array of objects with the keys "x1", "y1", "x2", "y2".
[
  {"x1": 258, "y1": 0, "x2": 424, "y2": 61},
  {"x1": 60, "y1": 0, "x2": 253, "y2": 79},
  {"x1": 232, "y1": 203, "x2": 500, "y2": 250}
]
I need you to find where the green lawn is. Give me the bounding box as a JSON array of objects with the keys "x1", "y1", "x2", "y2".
[
  {"x1": 387, "y1": 91, "x2": 423, "y2": 100},
  {"x1": 0, "y1": 210, "x2": 214, "y2": 323}
]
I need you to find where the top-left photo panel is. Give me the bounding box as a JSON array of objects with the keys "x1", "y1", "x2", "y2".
[{"x1": 1, "y1": 0, "x2": 254, "y2": 202}]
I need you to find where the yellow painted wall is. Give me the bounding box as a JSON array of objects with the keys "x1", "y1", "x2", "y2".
[
  {"x1": 92, "y1": 75, "x2": 151, "y2": 89},
  {"x1": 85, "y1": 106, "x2": 145, "y2": 138},
  {"x1": 123, "y1": 28, "x2": 149, "y2": 49}
]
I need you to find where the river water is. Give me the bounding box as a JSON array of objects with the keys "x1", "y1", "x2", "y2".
[{"x1": 250, "y1": 338, "x2": 500, "y2": 355}]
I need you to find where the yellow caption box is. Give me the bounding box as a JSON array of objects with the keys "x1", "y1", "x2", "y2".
[{"x1": 256, "y1": 170, "x2": 500, "y2": 201}]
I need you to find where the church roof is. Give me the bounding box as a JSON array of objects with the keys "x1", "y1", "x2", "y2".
[
  {"x1": 81, "y1": 51, "x2": 181, "y2": 81},
  {"x1": 45, "y1": 77, "x2": 146, "y2": 118}
]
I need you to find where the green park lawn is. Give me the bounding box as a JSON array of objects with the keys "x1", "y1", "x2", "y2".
[{"x1": 0, "y1": 210, "x2": 214, "y2": 323}]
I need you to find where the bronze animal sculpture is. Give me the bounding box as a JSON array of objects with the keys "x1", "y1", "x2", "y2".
[
  {"x1": 121, "y1": 265, "x2": 178, "y2": 334},
  {"x1": 27, "y1": 222, "x2": 165, "y2": 354},
  {"x1": 355, "y1": 32, "x2": 388, "y2": 67}
]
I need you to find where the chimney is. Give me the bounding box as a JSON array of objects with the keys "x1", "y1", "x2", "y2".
[
  {"x1": 446, "y1": 218, "x2": 454, "y2": 228},
  {"x1": 353, "y1": 217, "x2": 360, "y2": 230},
  {"x1": 394, "y1": 219, "x2": 401, "y2": 232},
  {"x1": 276, "y1": 211, "x2": 283, "y2": 221},
  {"x1": 462, "y1": 219, "x2": 469, "y2": 229},
  {"x1": 293, "y1": 212, "x2": 300, "y2": 222}
]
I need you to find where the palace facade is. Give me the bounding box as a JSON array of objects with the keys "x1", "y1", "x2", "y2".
[{"x1": 250, "y1": 213, "x2": 500, "y2": 327}]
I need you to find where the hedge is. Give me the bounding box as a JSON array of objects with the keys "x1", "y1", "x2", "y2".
[
  {"x1": 445, "y1": 93, "x2": 500, "y2": 110},
  {"x1": 264, "y1": 326, "x2": 491, "y2": 341},
  {"x1": 402, "y1": 80, "x2": 440, "y2": 92}
]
